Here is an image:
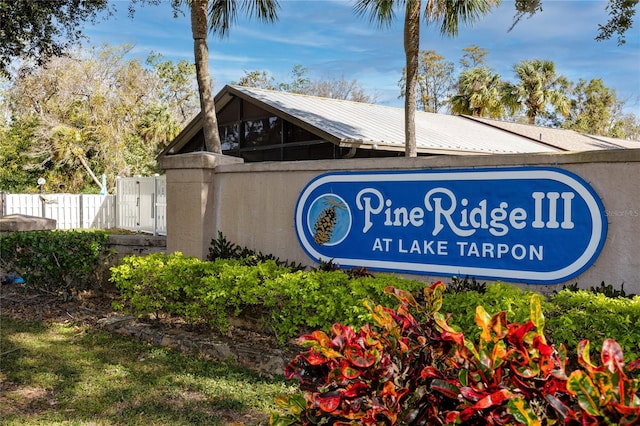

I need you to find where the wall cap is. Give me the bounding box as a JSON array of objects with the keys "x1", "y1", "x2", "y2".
[
  {"x1": 158, "y1": 152, "x2": 244, "y2": 170},
  {"x1": 215, "y1": 148, "x2": 640, "y2": 174}
]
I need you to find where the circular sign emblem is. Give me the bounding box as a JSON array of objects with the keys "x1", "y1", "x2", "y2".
[{"x1": 307, "y1": 194, "x2": 352, "y2": 246}]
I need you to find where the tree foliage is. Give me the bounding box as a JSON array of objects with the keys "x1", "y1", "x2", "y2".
[
  {"x1": 459, "y1": 44, "x2": 489, "y2": 69},
  {"x1": 512, "y1": 0, "x2": 638, "y2": 45},
  {"x1": 563, "y1": 78, "x2": 639, "y2": 139},
  {"x1": 0, "y1": 45, "x2": 197, "y2": 193},
  {"x1": 233, "y1": 65, "x2": 377, "y2": 103},
  {"x1": 502, "y1": 59, "x2": 570, "y2": 125},
  {"x1": 0, "y1": 0, "x2": 110, "y2": 77},
  {"x1": 399, "y1": 50, "x2": 454, "y2": 113},
  {"x1": 450, "y1": 66, "x2": 504, "y2": 118},
  {"x1": 596, "y1": 0, "x2": 639, "y2": 44}
]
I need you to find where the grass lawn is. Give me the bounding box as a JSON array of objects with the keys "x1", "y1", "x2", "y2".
[{"x1": 0, "y1": 316, "x2": 297, "y2": 425}]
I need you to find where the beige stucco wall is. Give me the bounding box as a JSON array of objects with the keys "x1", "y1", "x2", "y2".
[{"x1": 160, "y1": 149, "x2": 640, "y2": 294}]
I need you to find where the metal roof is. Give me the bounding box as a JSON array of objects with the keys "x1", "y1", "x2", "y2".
[
  {"x1": 462, "y1": 116, "x2": 639, "y2": 151},
  {"x1": 162, "y1": 85, "x2": 636, "y2": 158},
  {"x1": 223, "y1": 85, "x2": 558, "y2": 155}
]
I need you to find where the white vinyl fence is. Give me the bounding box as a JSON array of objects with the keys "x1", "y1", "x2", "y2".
[{"x1": 1, "y1": 175, "x2": 166, "y2": 235}]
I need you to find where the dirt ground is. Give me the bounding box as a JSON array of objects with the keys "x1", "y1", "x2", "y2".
[{"x1": 0, "y1": 282, "x2": 120, "y2": 325}]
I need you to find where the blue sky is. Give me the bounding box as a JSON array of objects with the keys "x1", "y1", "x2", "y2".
[{"x1": 85, "y1": 0, "x2": 640, "y2": 116}]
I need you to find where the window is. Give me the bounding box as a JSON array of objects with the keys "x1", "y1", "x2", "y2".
[
  {"x1": 243, "y1": 117, "x2": 281, "y2": 148},
  {"x1": 220, "y1": 123, "x2": 239, "y2": 152}
]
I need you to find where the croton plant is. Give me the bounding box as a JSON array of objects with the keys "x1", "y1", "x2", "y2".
[{"x1": 271, "y1": 282, "x2": 640, "y2": 425}]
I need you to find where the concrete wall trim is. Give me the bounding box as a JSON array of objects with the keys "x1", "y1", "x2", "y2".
[
  {"x1": 214, "y1": 148, "x2": 640, "y2": 174},
  {"x1": 159, "y1": 152, "x2": 244, "y2": 171}
]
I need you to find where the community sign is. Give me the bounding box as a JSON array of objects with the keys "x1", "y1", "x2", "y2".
[{"x1": 294, "y1": 167, "x2": 608, "y2": 284}]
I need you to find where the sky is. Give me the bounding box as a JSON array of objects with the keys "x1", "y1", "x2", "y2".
[{"x1": 84, "y1": 0, "x2": 640, "y2": 117}]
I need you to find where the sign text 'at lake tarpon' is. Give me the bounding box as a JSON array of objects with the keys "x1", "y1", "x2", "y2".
[{"x1": 294, "y1": 167, "x2": 607, "y2": 284}]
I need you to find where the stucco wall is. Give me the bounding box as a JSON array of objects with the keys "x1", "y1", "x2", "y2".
[{"x1": 160, "y1": 149, "x2": 640, "y2": 294}]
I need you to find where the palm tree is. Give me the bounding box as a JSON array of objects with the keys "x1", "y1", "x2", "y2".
[
  {"x1": 176, "y1": 0, "x2": 279, "y2": 153},
  {"x1": 502, "y1": 59, "x2": 570, "y2": 125},
  {"x1": 450, "y1": 66, "x2": 504, "y2": 118},
  {"x1": 354, "y1": 0, "x2": 499, "y2": 157}
]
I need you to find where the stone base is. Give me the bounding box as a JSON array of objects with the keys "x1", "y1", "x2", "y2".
[{"x1": 0, "y1": 214, "x2": 57, "y2": 232}]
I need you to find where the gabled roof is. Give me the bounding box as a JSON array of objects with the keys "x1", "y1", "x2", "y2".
[
  {"x1": 215, "y1": 85, "x2": 557, "y2": 155},
  {"x1": 162, "y1": 85, "x2": 636, "y2": 158},
  {"x1": 462, "y1": 116, "x2": 639, "y2": 151}
]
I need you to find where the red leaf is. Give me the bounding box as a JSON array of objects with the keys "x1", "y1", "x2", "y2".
[
  {"x1": 629, "y1": 359, "x2": 640, "y2": 371},
  {"x1": 345, "y1": 346, "x2": 375, "y2": 368},
  {"x1": 340, "y1": 361, "x2": 362, "y2": 380},
  {"x1": 613, "y1": 402, "x2": 640, "y2": 416},
  {"x1": 579, "y1": 412, "x2": 600, "y2": 426},
  {"x1": 343, "y1": 382, "x2": 368, "y2": 398},
  {"x1": 307, "y1": 330, "x2": 331, "y2": 346},
  {"x1": 445, "y1": 411, "x2": 460, "y2": 424},
  {"x1": 315, "y1": 391, "x2": 341, "y2": 413},
  {"x1": 460, "y1": 386, "x2": 486, "y2": 402},
  {"x1": 472, "y1": 389, "x2": 513, "y2": 409},
  {"x1": 601, "y1": 338, "x2": 625, "y2": 374},
  {"x1": 507, "y1": 321, "x2": 534, "y2": 348},
  {"x1": 431, "y1": 378, "x2": 460, "y2": 400},
  {"x1": 545, "y1": 394, "x2": 576, "y2": 420},
  {"x1": 305, "y1": 349, "x2": 328, "y2": 365},
  {"x1": 459, "y1": 406, "x2": 477, "y2": 422},
  {"x1": 420, "y1": 366, "x2": 441, "y2": 379},
  {"x1": 331, "y1": 323, "x2": 357, "y2": 348}
]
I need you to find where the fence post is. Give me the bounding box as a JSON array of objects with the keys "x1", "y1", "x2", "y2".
[
  {"x1": 153, "y1": 174, "x2": 159, "y2": 236},
  {"x1": 115, "y1": 176, "x2": 121, "y2": 229}
]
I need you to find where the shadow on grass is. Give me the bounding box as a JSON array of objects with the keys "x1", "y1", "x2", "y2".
[{"x1": 0, "y1": 316, "x2": 296, "y2": 425}]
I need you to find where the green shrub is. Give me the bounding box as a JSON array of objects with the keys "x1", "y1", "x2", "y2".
[
  {"x1": 208, "y1": 231, "x2": 305, "y2": 270},
  {"x1": 110, "y1": 253, "x2": 427, "y2": 342},
  {"x1": 0, "y1": 230, "x2": 114, "y2": 300},
  {"x1": 111, "y1": 250, "x2": 640, "y2": 354},
  {"x1": 547, "y1": 289, "x2": 640, "y2": 361}
]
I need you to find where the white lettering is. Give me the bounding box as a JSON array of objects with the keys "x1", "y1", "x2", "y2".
[
  {"x1": 532, "y1": 192, "x2": 545, "y2": 228},
  {"x1": 356, "y1": 188, "x2": 384, "y2": 233},
  {"x1": 489, "y1": 202, "x2": 509, "y2": 236},
  {"x1": 424, "y1": 188, "x2": 475, "y2": 237},
  {"x1": 482, "y1": 242, "x2": 494, "y2": 258},
  {"x1": 512, "y1": 244, "x2": 527, "y2": 260},
  {"x1": 546, "y1": 192, "x2": 560, "y2": 229},
  {"x1": 469, "y1": 199, "x2": 488, "y2": 229},
  {"x1": 356, "y1": 186, "x2": 575, "y2": 237},
  {"x1": 561, "y1": 192, "x2": 575, "y2": 229},
  {"x1": 530, "y1": 245, "x2": 543, "y2": 261},
  {"x1": 457, "y1": 241, "x2": 544, "y2": 261},
  {"x1": 510, "y1": 208, "x2": 527, "y2": 230},
  {"x1": 497, "y1": 243, "x2": 509, "y2": 258},
  {"x1": 423, "y1": 240, "x2": 435, "y2": 255},
  {"x1": 437, "y1": 240, "x2": 448, "y2": 255},
  {"x1": 372, "y1": 238, "x2": 392, "y2": 252}
]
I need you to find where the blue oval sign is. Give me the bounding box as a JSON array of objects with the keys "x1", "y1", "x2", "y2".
[{"x1": 294, "y1": 167, "x2": 607, "y2": 284}]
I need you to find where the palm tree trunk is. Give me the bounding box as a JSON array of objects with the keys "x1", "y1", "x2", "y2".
[
  {"x1": 77, "y1": 154, "x2": 103, "y2": 189},
  {"x1": 404, "y1": 0, "x2": 420, "y2": 157},
  {"x1": 191, "y1": 0, "x2": 221, "y2": 153}
]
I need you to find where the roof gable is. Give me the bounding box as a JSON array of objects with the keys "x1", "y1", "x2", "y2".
[{"x1": 161, "y1": 85, "x2": 636, "y2": 159}]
